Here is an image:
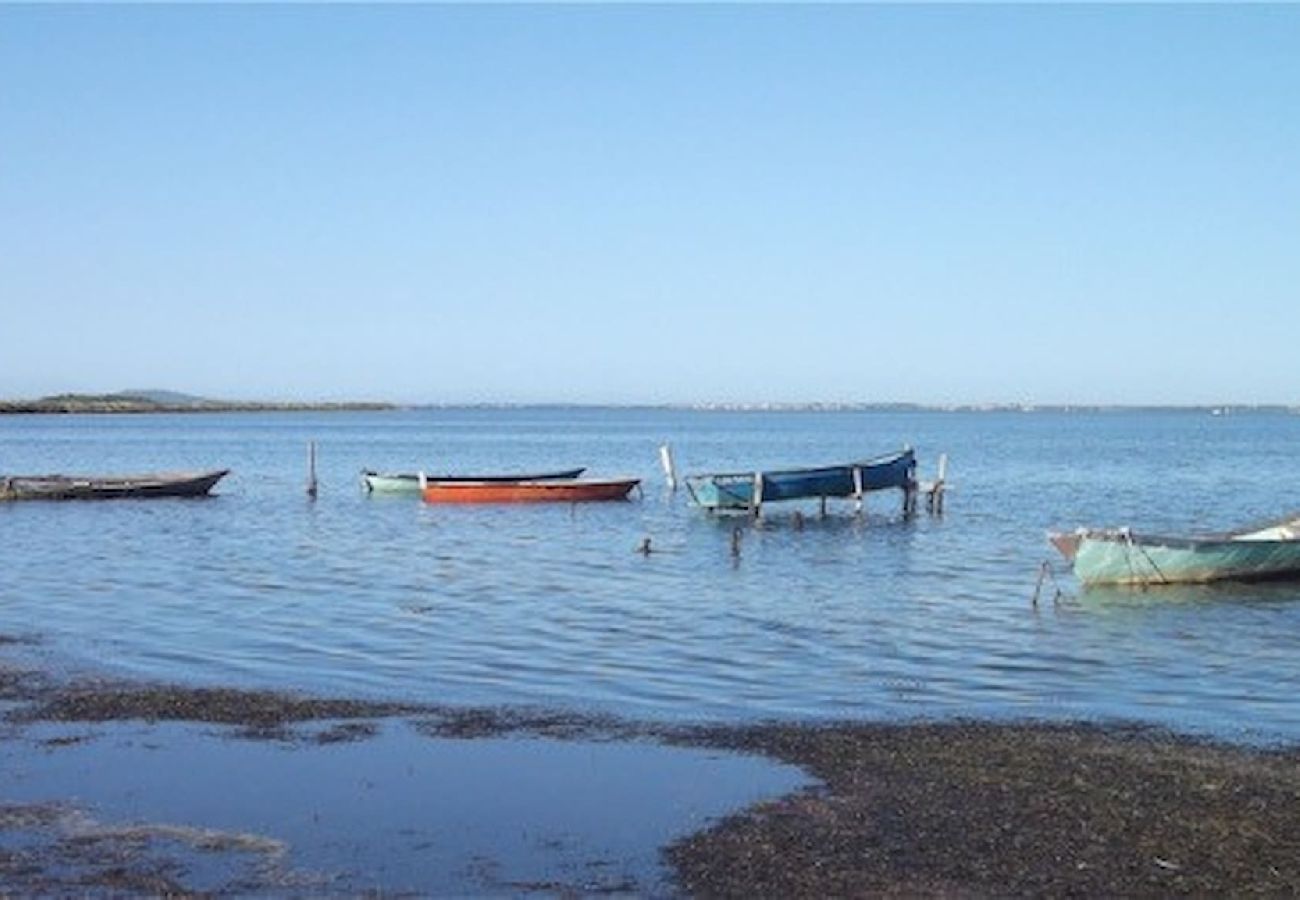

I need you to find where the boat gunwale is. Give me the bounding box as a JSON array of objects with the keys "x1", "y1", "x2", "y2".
[
  {"x1": 1058, "y1": 517, "x2": 1300, "y2": 552},
  {"x1": 362, "y1": 467, "x2": 586, "y2": 484},
  {"x1": 421, "y1": 476, "x2": 639, "y2": 490}
]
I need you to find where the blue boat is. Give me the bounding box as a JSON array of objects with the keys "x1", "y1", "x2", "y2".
[{"x1": 684, "y1": 448, "x2": 916, "y2": 512}]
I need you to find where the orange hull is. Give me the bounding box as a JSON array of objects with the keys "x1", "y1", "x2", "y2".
[{"x1": 421, "y1": 478, "x2": 640, "y2": 504}]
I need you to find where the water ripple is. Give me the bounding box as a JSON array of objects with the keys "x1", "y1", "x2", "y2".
[{"x1": 3, "y1": 409, "x2": 1300, "y2": 740}]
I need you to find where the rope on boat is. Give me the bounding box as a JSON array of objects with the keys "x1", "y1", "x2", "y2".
[{"x1": 1121, "y1": 528, "x2": 1170, "y2": 587}]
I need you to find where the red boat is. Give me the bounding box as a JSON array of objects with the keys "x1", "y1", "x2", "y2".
[{"x1": 421, "y1": 477, "x2": 640, "y2": 504}]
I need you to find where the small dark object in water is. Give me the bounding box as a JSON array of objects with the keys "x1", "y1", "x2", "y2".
[{"x1": 637, "y1": 537, "x2": 653, "y2": 555}]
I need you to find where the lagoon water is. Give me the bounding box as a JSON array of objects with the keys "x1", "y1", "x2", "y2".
[{"x1": 3, "y1": 408, "x2": 1300, "y2": 741}]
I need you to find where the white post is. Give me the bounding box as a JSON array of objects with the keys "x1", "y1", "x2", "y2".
[
  {"x1": 418, "y1": 470, "x2": 428, "y2": 491},
  {"x1": 751, "y1": 471, "x2": 763, "y2": 517},
  {"x1": 307, "y1": 441, "x2": 318, "y2": 499},
  {"x1": 659, "y1": 444, "x2": 678, "y2": 491},
  {"x1": 852, "y1": 465, "x2": 864, "y2": 515},
  {"x1": 929, "y1": 453, "x2": 948, "y2": 515}
]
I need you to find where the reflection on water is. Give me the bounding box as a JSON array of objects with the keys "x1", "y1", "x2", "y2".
[
  {"x1": 2, "y1": 408, "x2": 1300, "y2": 740},
  {"x1": 1077, "y1": 580, "x2": 1300, "y2": 609}
]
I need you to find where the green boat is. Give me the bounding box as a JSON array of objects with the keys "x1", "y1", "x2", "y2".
[
  {"x1": 1049, "y1": 515, "x2": 1300, "y2": 586},
  {"x1": 362, "y1": 467, "x2": 585, "y2": 494}
]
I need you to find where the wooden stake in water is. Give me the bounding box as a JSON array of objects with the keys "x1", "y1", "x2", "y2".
[
  {"x1": 307, "y1": 441, "x2": 319, "y2": 499},
  {"x1": 928, "y1": 453, "x2": 948, "y2": 515}
]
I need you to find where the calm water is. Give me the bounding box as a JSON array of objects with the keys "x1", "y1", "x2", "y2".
[
  {"x1": 3, "y1": 408, "x2": 1300, "y2": 741},
  {"x1": 1, "y1": 719, "x2": 804, "y2": 894}
]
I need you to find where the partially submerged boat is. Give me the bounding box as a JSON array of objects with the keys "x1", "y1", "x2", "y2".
[
  {"x1": 362, "y1": 467, "x2": 585, "y2": 494},
  {"x1": 421, "y1": 477, "x2": 640, "y2": 504},
  {"x1": 684, "y1": 448, "x2": 916, "y2": 513},
  {"x1": 0, "y1": 469, "x2": 230, "y2": 501},
  {"x1": 1049, "y1": 515, "x2": 1300, "y2": 586}
]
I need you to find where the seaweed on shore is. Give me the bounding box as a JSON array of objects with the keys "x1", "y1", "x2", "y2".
[
  {"x1": 666, "y1": 720, "x2": 1300, "y2": 897},
  {"x1": 11, "y1": 682, "x2": 419, "y2": 730},
  {"x1": 0, "y1": 802, "x2": 293, "y2": 895},
  {"x1": 414, "y1": 707, "x2": 637, "y2": 741},
  {"x1": 4, "y1": 638, "x2": 1300, "y2": 896}
]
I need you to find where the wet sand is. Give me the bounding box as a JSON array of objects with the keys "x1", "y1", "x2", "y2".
[{"x1": 3, "y1": 637, "x2": 1298, "y2": 895}]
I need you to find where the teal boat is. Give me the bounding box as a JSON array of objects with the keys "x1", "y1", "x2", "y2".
[
  {"x1": 684, "y1": 448, "x2": 916, "y2": 513},
  {"x1": 1049, "y1": 516, "x2": 1300, "y2": 586},
  {"x1": 362, "y1": 467, "x2": 585, "y2": 494}
]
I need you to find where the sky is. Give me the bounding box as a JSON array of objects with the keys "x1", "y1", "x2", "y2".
[{"x1": 1, "y1": 5, "x2": 1298, "y2": 406}]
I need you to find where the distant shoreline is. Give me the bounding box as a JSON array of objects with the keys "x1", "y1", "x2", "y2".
[
  {"x1": 0, "y1": 394, "x2": 396, "y2": 415},
  {"x1": 1, "y1": 393, "x2": 1296, "y2": 416}
]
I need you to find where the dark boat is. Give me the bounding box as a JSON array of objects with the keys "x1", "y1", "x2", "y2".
[{"x1": 0, "y1": 469, "x2": 230, "y2": 501}]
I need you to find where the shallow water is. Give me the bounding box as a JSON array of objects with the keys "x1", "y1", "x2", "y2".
[
  {"x1": 2, "y1": 408, "x2": 1300, "y2": 740},
  {"x1": 0, "y1": 719, "x2": 804, "y2": 894}
]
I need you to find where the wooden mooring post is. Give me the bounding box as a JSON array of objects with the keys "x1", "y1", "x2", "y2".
[
  {"x1": 659, "y1": 444, "x2": 678, "y2": 491},
  {"x1": 924, "y1": 453, "x2": 948, "y2": 515},
  {"x1": 306, "y1": 441, "x2": 319, "y2": 499}
]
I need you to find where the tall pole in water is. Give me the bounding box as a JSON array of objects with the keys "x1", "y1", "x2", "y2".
[
  {"x1": 659, "y1": 444, "x2": 678, "y2": 491},
  {"x1": 307, "y1": 441, "x2": 318, "y2": 499}
]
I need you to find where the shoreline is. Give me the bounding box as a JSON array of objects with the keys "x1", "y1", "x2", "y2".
[
  {"x1": 3, "y1": 639, "x2": 1297, "y2": 895},
  {"x1": 0, "y1": 400, "x2": 395, "y2": 415},
  {"x1": 3, "y1": 396, "x2": 1299, "y2": 416}
]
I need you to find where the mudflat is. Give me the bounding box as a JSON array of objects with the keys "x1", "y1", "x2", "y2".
[
  {"x1": 669, "y1": 721, "x2": 1300, "y2": 896},
  {"x1": 2, "y1": 639, "x2": 1297, "y2": 895}
]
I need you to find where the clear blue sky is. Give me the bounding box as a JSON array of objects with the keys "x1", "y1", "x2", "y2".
[{"x1": 2, "y1": 5, "x2": 1297, "y2": 405}]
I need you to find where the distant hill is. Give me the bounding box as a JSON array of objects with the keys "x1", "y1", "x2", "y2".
[
  {"x1": 0, "y1": 391, "x2": 395, "y2": 414},
  {"x1": 119, "y1": 389, "x2": 212, "y2": 407}
]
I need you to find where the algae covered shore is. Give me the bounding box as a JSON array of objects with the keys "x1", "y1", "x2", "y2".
[{"x1": 2, "y1": 636, "x2": 1297, "y2": 896}]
